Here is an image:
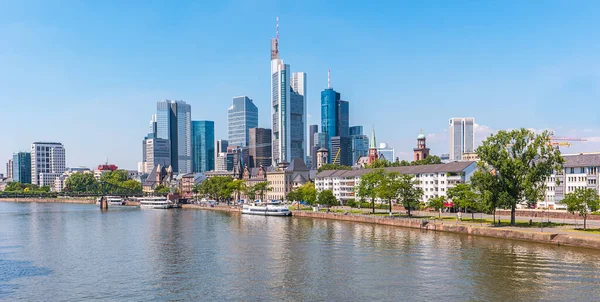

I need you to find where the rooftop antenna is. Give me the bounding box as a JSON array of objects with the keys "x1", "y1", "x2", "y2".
[
  {"x1": 328, "y1": 68, "x2": 331, "y2": 88},
  {"x1": 276, "y1": 16, "x2": 279, "y2": 40}
]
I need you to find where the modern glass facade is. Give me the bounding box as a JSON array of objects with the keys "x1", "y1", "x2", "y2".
[
  {"x1": 351, "y1": 135, "x2": 369, "y2": 164},
  {"x1": 271, "y1": 60, "x2": 291, "y2": 164},
  {"x1": 13, "y1": 152, "x2": 31, "y2": 184},
  {"x1": 320, "y1": 88, "x2": 339, "y2": 144},
  {"x1": 349, "y1": 126, "x2": 363, "y2": 136},
  {"x1": 228, "y1": 96, "x2": 258, "y2": 147},
  {"x1": 337, "y1": 100, "x2": 349, "y2": 137},
  {"x1": 449, "y1": 117, "x2": 474, "y2": 161},
  {"x1": 156, "y1": 100, "x2": 192, "y2": 173},
  {"x1": 192, "y1": 121, "x2": 215, "y2": 173}
]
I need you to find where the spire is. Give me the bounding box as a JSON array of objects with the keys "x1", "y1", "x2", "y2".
[
  {"x1": 328, "y1": 68, "x2": 331, "y2": 89},
  {"x1": 370, "y1": 126, "x2": 377, "y2": 149},
  {"x1": 276, "y1": 16, "x2": 279, "y2": 40}
]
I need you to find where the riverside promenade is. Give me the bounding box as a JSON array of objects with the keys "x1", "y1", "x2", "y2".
[{"x1": 291, "y1": 211, "x2": 600, "y2": 250}]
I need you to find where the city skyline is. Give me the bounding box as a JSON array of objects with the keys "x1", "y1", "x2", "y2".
[{"x1": 2, "y1": 1, "x2": 600, "y2": 170}]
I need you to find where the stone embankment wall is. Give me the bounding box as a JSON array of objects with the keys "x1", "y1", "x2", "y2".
[
  {"x1": 0, "y1": 198, "x2": 95, "y2": 204},
  {"x1": 182, "y1": 204, "x2": 241, "y2": 213},
  {"x1": 293, "y1": 211, "x2": 600, "y2": 250}
]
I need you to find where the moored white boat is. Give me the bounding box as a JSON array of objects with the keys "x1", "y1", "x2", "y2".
[
  {"x1": 139, "y1": 197, "x2": 171, "y2": 209},
  {"x1": 241, "y1": 201, "x2": 291, "y2": 216},
  {"x1": 107, "y1": 197, "x2": 125, "y2": 205}
]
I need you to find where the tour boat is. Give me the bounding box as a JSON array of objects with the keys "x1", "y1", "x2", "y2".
[
  {"x1": 107, "y1": 197, "x2": 125, "y2": 206},
  {"x1": 241, "y1": 201, "x2": 291, "y2": 216},
  {"x1": 139, "y1": 197, "x2": 171, "y2": 209}
]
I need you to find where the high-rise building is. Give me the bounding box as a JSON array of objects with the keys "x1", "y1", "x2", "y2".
[
  {"x1": 6, "y1": 159, "x2": 13, "y2": 179},
  {"x1": 156, "y1": 100, "x2": 192, "y2": 173},
  {"x1": 321, "y1": 87, "x2": 340, "y2": 146},
  {"x1": 330, "y1": 136, "x2": 352, "y2": 166},
  {"x1": 449, "y1": 117, "x2": 475, "y2": 161},
  {"x1": 228, "y1": 96, "x2": 258, "y2": 147},
  {"x1": 351, "y1": 134, "x2": 369, "y2": 165},
  {"x1": 308, "y1": 125, "x2": 319, "y2": 169},
  {"x1": 270, "y1": 18, "x2": 306, "y2": 165},
  {"x1": 291, "y1": 72, "x2": 307, "y2": 161},
  {"x1": 249, "y1": 128, "x2": 272, "y2": 168},
  {"x1": 215, "y1": 152, "x2": 234, "y2": 172},
  {"x1": 31, "y1": 142, "x2": 66, "y2": 186},
  {"x1": 12, "y1": 152, "x2": 31, "y2": 184},
  {"x1": 216, "y1": 140, "x2": 229, "y2": 155},
  {"x1": 378, "y1": 143, "x2": 395, "y2": 163},
  {"x1": 192, "y1": 121, "x2": 215, "y2": 172},
  {"x1": 349, "y1": 126, "x2": 363, "y2": 137},
  {"x1": 144, "y1": 138, "x2": 171, "y2": 173},
  {"x1": 337, "y1": 100, "x2": 349, "y2": 138}
]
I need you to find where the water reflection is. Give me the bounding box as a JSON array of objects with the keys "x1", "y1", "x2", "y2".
[{"x1": 2, "y1": 202, "x2": 600, "y2": 301}]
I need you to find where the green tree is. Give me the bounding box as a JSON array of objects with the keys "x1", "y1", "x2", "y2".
[
  {"x1": 377, "y1": 171, "x2": 402, "y2": 213},
  {"x1": 412, "y1": 155, "x2": 442, "y2": 166},
  {"x1": 395, "y1": 174, "x2": 423, "y2": 217},
  {"x1": 64, "y1": 173, "x2": 99, "y2": 193},
  {"x1": 228, "y1": 179, "x2": 246, "y2": 204},
  {"x1": 317, "y1": 164, "x2": 352, "y2": 173},
  {"x1": 121, "y1": 179, "x2": 142, "y2": 194},
  {"x1": 318, "y1": 189, "x2": 338, "y2": 207},
  {"x1": 471, "y1": 165, "x2": 509, "y2": 224},
  {"x1": 287, "y1": 187, "x2": 303, "y2": 209},
  {"x1": 154, "y1": 185, "x2": 170, "y2": 194},
  {"x1": 477, "y1": 128, "x2": 564, "y2": 225},
  {"x1": 252, "y1": 181, "x2": 271, "y2": 201},
  {"x1": 299, "y1": 182, "x2": 318, "y2": 206},
  {"x1": 562, "y1": 188, "x2": 600, "y2": 230},
  {"x1": 428, "y1": 195, "x2": 446, "y2": 219},
  {"x1": 356, "y1": 169, "x2": 386, "y2": 213},
  {"x1": 4, "y1": 182, "x2": 25, "y2": 192},
  {"x1": 448, "y1": 183, "x2": 480, "y2": 221},
  {"x1": 100, "y1": 170, "x2": 128, "y2": 184},
  {"x1": 365, "y1": 159, "x2": 393, "y2": 169}
]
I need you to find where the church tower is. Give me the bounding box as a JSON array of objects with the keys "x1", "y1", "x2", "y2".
[
  {"x1": 368, "y1": 126, "x2": 379, "y2": 164},
  {"x1": 413, "y1": 130, "x2": 430, "y2": 161}
]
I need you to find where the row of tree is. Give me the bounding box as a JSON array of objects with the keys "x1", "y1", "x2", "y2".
[
  {"x1": 192, "y1": 177, "x2": 272, "y2": 204},
  {"x1": 64, "y1": 170, "x2": 142, "y2": 194},
  {"x1": 316, "y1": 156, "x2": 443, "y2": 173},
  {"x1": 286, "y1": 182, "x2": 339, "y2": 207},
  {"x1": 355, "y1": 170, "x2": 423, "y2": 216},
  {"x1": 2, "y1": 182, "x2": 51, "y2": 193}
]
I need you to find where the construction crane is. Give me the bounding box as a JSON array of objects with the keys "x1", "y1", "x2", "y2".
[
  {"x1": 332, "y1": 148, "x2": 341, "y2": 164},
  {"x1": 548, "y1": 135, "x2": 587, "y2": 149}
]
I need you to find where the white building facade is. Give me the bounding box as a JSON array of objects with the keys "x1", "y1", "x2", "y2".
[
  {"x1": 31, "y1": 142, "x2": 66, "y2": 186},
  {"x1": 540, "y1": 153, "x2": 600, "y2": 210},
  {"x1": 315, "y1": 161, "x2": 477, "y2": 204}
]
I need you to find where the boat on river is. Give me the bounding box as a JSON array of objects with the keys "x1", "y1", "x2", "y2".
[
  {"x1": 139, "y1": 197, "x2": 171, "y2": 209},
  {"x1": 241, "y1": 201, "x2": 291, "y2": 216}
]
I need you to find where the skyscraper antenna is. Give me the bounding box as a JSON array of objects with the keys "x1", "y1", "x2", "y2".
[
  {"x1": 328, "y1": 68, "x2": 331, "y2": 88},
  {"x1": 276, "y1": 17, "x2": 279, "y2": 40}
]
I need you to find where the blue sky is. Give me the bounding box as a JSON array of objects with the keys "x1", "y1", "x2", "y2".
[{"x1": 1, "y1": 0, "x2": 600, "y2": 170}]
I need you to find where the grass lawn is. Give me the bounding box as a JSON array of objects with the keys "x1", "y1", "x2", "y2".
[{"x1": 573, "y1": 228, "x2": 600, "y2": 234}]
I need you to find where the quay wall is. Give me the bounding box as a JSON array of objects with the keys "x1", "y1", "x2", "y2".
[{"x1": 292, "y1": 211, "x2": 600, "y2": 250}]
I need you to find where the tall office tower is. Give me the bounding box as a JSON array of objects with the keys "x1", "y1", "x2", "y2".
[
  {"x1": 271, "y1": 18, "x2": 292, "y2": 165},
  {"x1": 291, "y1": 72, "x2": 307, "y2": 161},
  {"x1": 31, "y1": 142, "x2": 66, "y2": 186},
  {"x1": 12, "y1": 152, "x2": 31, "y2": 184},
  {"x1": 192, "y1": 121, "x2": 215, "y2": 172},
  {"x1": 448, "y1": 117, "x2": 475, "y2": 161},
  {"x1": 144, "y1": 138, "x2": 171, "y2": 173},
  {"x1": 228, "y1": 96, "x2": 258, "y2": 147},
  {"x1": 349, "y1": 126, "x2": 363, "y2": 137},
  {"x1": 6, "y1": 159, "x2": 13, "y2": 179},
  {"x1": 330, "y1": 136, "x2": 352, "y2": 166},
  {"x1": 149, "y1": 114, "x2": 157, "y2": 137},
  {"x1": 308, "y1": 125, "x2": 318, "y2": 169},
  {"x1": 320, "y1": 70, "x2": 349, "y2": 159},
  {"x1": 249, "y1": 128, "x2": 272, "y2": 168},
  {"x1": 216, "y1": 140, "x2": 228, "y2": 157},
  {"x1": 156, "y1": 100, "x2": 192, "y2": 173}
]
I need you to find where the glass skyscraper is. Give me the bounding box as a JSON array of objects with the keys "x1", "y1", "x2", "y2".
[
  {"x1": 320, "y1": 88, "x2": 340, "y2": 145},
  {"x1": 449, "y1": 117, "x2": 475, "y2": 161},
  {"x1": 13, "y1": 152, "x2": 31, "y2": 184},
  {"x1": 192, "y1": 121, "x2": 215, "y2": 173},
  {"x1": 157, "y1": 100, "x2": 192, "y2": 173},
  {"x1": 228, "y1": 96, "x2": 258, "y2": 147}
]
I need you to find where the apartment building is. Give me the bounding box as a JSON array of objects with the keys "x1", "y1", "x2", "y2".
[{"x1": 315, "y1": 161, "x2": 477, "y2": 205}]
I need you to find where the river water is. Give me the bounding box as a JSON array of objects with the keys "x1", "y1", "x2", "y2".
[{"x1": 1, "y1": 202, "x2": 600, "y2": 301}]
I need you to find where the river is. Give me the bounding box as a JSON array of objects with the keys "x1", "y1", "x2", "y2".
[{"x1": 1, "y1": 202, "x2": 600, "y2": 301}]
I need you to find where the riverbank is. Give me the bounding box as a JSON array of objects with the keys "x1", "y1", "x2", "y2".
[{"x1": 292, "y1": 211, "x2": 600, "y2": 250}]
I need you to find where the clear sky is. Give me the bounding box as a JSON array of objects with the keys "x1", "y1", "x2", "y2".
[{"x1": 1, "y1": 0, "x2": 600, "y2": 170}]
